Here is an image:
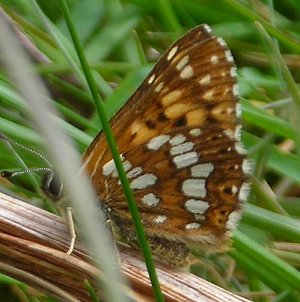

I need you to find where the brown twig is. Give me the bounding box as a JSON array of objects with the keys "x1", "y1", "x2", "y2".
[{"x1": 0, "y1": 191, "x2": 250, "y2": 302}]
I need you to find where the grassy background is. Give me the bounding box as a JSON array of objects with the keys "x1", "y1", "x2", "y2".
[{"x1": 1, "y1": 0, "x2": 300, "y2": 301}]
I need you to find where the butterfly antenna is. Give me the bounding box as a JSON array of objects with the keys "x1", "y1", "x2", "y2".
[
  {"x1": 0, "y1": 132, "x2": 52, "y2": 167},
  {"x1": 1, "y1": 167, "x2": 53, "y2": 179},
  {"x1": 0, "y1": 133, "x2": 63, "y2": 203}
]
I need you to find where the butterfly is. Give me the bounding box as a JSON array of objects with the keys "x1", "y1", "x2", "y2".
[{"x1": 83, "y1": 25, "x2": 250, "y2": 266}]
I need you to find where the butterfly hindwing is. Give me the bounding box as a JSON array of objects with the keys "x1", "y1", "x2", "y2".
[{"x1": 83, "y1": 24, "x2": 251, "y2": 266}]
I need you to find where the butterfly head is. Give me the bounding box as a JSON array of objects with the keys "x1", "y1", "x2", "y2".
[
  {"x1": 41, "y1": 171, "x2": 63, "y2": 201},
  {"x1": 0, "y1": 133, "x2": 64, "y2": 202}
]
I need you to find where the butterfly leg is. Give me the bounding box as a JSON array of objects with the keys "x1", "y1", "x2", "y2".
[
  {"x1": 105, "y1": 218, "x2": 122, "y2": 265},
  {"x1": 65, "y1": 206, "x2": 76, "y2": 257}
]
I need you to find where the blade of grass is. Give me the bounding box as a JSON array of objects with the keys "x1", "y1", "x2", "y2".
[
  {"x1": 250, "y1": 176, "x2": 289, "y2": 216},
  {"x1": 243, "y1": 204, "x2": 300, "y2": 243},
  {"x1": 223, "y1": 0, "x2": 300, "y2": 53},
  {"x1": 243, "y1": 132, "x2": 300, "y2": 183},
  {"x1": 0, "y1": 9, "x2": 128, "y2": 302},
  {"x1": 84, "y1": 14, "x2": 140, "y2": 62},
  {"x1": 58, "y1": 0, "x2": 165, "y2": 301},
  {"x1": 254, "y1": 21, "x2": 300, "y2": 154},
  {"x1": 153, "y1": 0, "x2": 182, "y2": 32},
  {"x1": 231, "y1": 249, "x2": 294, "y2": 296},
  {"x1": 29, "y1": 0, "x2": 87, "y2": 87},
  {"x1": 241, "y1": 99, "x2": 298, "y2": 140},
  {"x1": 232, "y1": 230, "x2": 300, "y2": 294}
]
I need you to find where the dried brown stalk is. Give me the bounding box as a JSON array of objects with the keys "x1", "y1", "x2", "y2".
[{"x1": 0, "y1": 191, "x2": 250, "y2": 302}]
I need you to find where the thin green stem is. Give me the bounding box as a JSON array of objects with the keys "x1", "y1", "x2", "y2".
[{"x1": 58, "y1": 0, "x2": 165, "y2": 301}]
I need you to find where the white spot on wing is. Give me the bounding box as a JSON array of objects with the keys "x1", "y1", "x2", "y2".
[
  {"x1": 235, "y1": 125, "x2": 242, "y2": 141},
  {"x1": 242, "y1": 159, "x2": 252, "y2": 174},
  {"x1": 170, "y1": 142, "x2": 194, "y2": 156},
  {"x1": 199, "y1": 74, "x2": 211, "y2": 85},
  {"x1": 147, "y1": 135, "x2": 170, "y2": 150},
  {"x1": 191, "y1": 163, "x2": 214, "y2": 178},
  {"x1": 231, "y1": 185, "x2": 238, "y2": 194},
  {"x1": 230, "y1": 67, "x2": 237, "y2": 77},
  {"x1": 185, "y1": 199, "x2": 209, "y2": 214},
  {"x1": 176, "y1": 55, "x2": 189, "y2": 70},
  {"x1": 211, "y1": 55, "x2": 219, "y2": 65},
  {"x1": 148, "y1": 74, "x2": 155, "y2": 84},
  {"x1": 217, "y1": 37, "x2": 226, "y2": 47},
  {"x1": 226, "y1": 106, "x2": 233, "y2": 115},
  {"x1": 142, "y1": 193, "x2": 160, "y2": 206},
  {"x1": 203, "y1": 24, "x2": 212, "y2": 33},
  {"x1": 173, "y1": 151, "x2": 199, "y2": 169},
  {"x1": 226, "y1": 211, "x2": 241, "y2": 231},
  {"x1": 238, "y1": 182, "x2": 251, "y2": 202},
  {"x1": 225, "y1": 50, "x2": 234, "y2": 62},
  {"x1": 155, "y1": 82, "x2": 164, "y2": 92},
  {"x1": 236, "y1": 103, "x2": 242, "y2": 118},
  {"x1": 127, "y1": 166, "x2": 143, "y2": 178},
  {"x1": 233, "y1": 84, "x2": 239, "y2": 97},
  {"x1": 154, "y1": 215, "x2": 167, "y2": 224},
  {"x1": 189, "y1": 128, "x2": 202, "y2": 137},
  {"x1": 169, "y1": 134, "x2": 186, "y2": 146},
  {"x1": 223, "y1": 129, "x2": 234, "y2": 139},
  {"x1": 180, "y1": 65, "x2": 194, "y2": 79},
  {"x1": 123, "y1": 160, "x2": 132, "y2": 171},
  {"x1": 103, "y1": 159, "x2": 115, "y2": 176},
  {"x1": 186, "y1": 222, "x2": 201, "y2": 230},
  {"x1": 103, "y1": 155, "x2": 127, "y2": 177},
  {"x1": 235, "y1": 142, "x2": 247, "y2": 154},
  {"x1": 202, "y1": 89, "x2": 214, "y2": 100},
  {"x1": 112, "y1": 160, "x2": 132, "y2": 177},
  {"x1": 167, "y1": 46, "x2": 178, "y2": 61},
  {"x1": 182, "y1": 179, "x2": 206, "y2": 197},
  {"x1": 130, "y1": 173, "x2": 157, "y2": 190}
]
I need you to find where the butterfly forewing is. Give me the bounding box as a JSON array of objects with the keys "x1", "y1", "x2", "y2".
[{"x1": 83, "y1": 25, "x2": 251, "y2": 266}]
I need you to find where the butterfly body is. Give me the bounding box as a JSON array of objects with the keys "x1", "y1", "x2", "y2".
[{"x1": 83, "y1": 25, "x2": 251, "y2": 266}]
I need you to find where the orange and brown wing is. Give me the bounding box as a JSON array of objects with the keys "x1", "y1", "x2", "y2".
[
  {"x1": 83, "y1": 25, "x2": 251, "y2": 263},
  {"x1": 84, "y1": 25, "x2": 239, "y2": 170}
]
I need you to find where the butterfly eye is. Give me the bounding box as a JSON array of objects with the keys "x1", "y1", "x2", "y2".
[{"x1": 41, "y1": 171, "x2": 63, "y2": 201}]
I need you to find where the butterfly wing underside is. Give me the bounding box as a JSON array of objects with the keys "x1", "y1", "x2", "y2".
[{"x1": 83, "y1": 25, "x2": 251, "y2": 266}]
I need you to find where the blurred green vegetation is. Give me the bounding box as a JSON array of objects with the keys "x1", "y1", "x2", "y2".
[{"x1": 1, "y1": 0, "x2": 300, "y2": 301}]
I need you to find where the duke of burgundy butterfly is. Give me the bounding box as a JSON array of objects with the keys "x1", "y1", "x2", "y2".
[
  {"x1": 82, "y1": 24, "x2": 251, "y2": 266},
  {"x1": 1, "y1": 24, "x2": 251, "y2": 267}
]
